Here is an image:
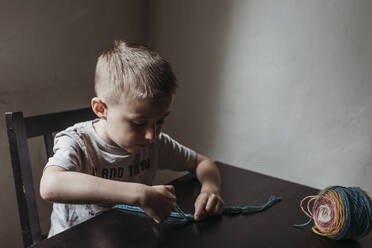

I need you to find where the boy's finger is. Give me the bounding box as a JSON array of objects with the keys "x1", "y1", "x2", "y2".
[
  {"x1": 213, "y1": 201, "x2": 224, "y2": 215},
  {"x1": 162, "y1": 186, "x2": 176, "y2": 200},
  {"x1": 194, "y1": 195, "x2": 208, "y2": 220},
  {"x1": 165, "y1": 191, "x2": 177, "y2": 200},
  {"x1": 150, "y1": 211, "x2": 161, "y2": 223},
  {"x1": 205, "y1": 194, "x2": 218, "y2": 212},
  {"x1": 194, "y1": 207, "x2": 206, "y2": 221},
  {"x1": 165, "y1": 185, "x2": 175, "y2": 194},
  {"x1": 218, "y1": 201, "x2": 225, "y2": 215},
  {"x1": 153, "y1": 217, "x2": 161, "y2": 223}
]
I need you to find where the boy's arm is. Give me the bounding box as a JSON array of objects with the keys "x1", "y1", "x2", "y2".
[
  {"x1": 190, "y1": 154, "x2": 224, "y2": 220},
  {"x1": 40, "y1": 165, "x2": 176, "y2": 223}
]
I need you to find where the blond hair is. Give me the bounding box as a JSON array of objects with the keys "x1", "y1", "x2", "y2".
[{"x1": 94, "y1": 40, "x2": 177, "y2": 104}]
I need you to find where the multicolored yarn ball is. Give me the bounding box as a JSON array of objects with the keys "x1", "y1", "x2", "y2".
[{"x1": 294, "y1": 186, "x2": 372, "y2": 240}]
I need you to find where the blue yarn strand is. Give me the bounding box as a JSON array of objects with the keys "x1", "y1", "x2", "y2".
[
  {"x1": 113, "y1": 195, "x2": 281, "y2": 224},
  {"x1": 113, "y1": 204, "x2": 193, "y2": 224},
  {"x1": 293, "y1": 217, "x2": 313, "y2": 227},
  {"x1": 223, "y1": 195, "x2": 282, "y2": 214}
]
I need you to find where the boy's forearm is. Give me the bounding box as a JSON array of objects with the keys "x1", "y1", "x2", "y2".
[
  {"x1": 40, "y1": 166, "x2": 145, "y2": 206},
  {"x1": 193, "y1": 155, "x2": 221, "y2": 194}
]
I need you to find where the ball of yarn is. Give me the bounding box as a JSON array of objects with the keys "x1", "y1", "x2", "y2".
[{"x1": 296, "y1": 186, "x2": 372, "y2": 240}]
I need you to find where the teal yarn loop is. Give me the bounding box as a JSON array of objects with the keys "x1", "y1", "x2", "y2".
[
  {"x1": 294, "y1": 186, "x2": 372, "y2": 241},
  {"x1": 223, "y1": 195, "x2": 282, "y2": 214},
  {"x1": 113, "y1": 195, "x2": 282, "y2": 224},
  {"x1": 113, "y1": 204, "x2": 194, "y2": 224},
  {"x1": 333, "y1": 186, "x2": 372, "y2": 240}
]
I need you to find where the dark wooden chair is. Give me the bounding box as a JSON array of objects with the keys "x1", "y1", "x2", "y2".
[{"x1": 5, "y1": 108, "x2": 96, "y2": 248}]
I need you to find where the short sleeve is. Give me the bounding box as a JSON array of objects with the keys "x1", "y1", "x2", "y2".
[
  {"x1": 156, "y1": 133, "x2": 197, "y2": 171},
  {"x1": 45, "y1": 132, "x2": 83, "y2": 171}
]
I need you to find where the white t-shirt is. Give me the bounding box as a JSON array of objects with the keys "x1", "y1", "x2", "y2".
[{"x1": 45, "y1": 120, "x2": 196, "y2": 237}]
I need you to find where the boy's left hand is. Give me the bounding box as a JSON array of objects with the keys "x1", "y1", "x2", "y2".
[{"x1": 194, "y1": 191, "x2": 224, "y2": 221}]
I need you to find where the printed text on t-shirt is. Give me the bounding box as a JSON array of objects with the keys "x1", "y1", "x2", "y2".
[{"x1": 90, "y1": 158, "x2": 151, "y2": 179}]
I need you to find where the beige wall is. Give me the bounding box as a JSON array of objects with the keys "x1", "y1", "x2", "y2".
[
  {"x1": 0, "y1": 1, "x2": 147, "y2": 247},
  {"x1": 147, "y1": 0, "x2": 372, "y2": 193}
]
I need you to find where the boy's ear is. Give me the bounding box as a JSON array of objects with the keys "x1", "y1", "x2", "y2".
[{"x1": 91, "y1": 97, "x2": 107, "y2": 120}]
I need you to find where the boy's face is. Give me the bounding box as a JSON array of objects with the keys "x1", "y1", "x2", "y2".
[{"x1": 102, "y1": 95, "x2": 172, "y2": 154}]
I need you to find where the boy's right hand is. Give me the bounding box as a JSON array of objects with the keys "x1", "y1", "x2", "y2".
[{"x1": 138, "y1": 185, "x2": 176, "y2": 223}]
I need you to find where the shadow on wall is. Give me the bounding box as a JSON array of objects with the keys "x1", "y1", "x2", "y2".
[
  {"x1": 146, "y1": 0, "x2": 236, "y2": 155},
  {"x1": 0, "y1": 1, "x2": 147, "y2": 247}
]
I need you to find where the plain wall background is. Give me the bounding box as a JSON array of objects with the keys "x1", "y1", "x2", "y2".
[
  {"x1": 2, "y1": 0, "x2": 372, "y2": 247},
  {"x1": 0, "y1": 1, "x2": 147, "y2": 247},
  {"x1": 147, "y1": 0, "x2": 372, "y2": 192}
]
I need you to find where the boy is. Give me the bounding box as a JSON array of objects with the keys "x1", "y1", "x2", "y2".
[{"x1": 40, "y1": 40, "x2": 224, "y2": 237}]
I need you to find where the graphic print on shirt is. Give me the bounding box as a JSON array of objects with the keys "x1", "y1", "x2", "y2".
[{"x1": 90, "y1": 154, "x2": 151, "y2": 179}]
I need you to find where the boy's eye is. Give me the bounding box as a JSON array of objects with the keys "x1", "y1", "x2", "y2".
[
  {"x1": 131, "y1": 121, "x2": 146, "y2": 127},
  {"x1": 156, "y1": 119, "x2": 165, "y2": 125},
  {"x1": 129, "y1": 118, "x2": 166, "y2": 128}
]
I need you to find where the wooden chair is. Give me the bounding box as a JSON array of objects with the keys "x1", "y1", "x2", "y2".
[{"x1": 5, "y1": 108, "x2": 96, "y2": 248}]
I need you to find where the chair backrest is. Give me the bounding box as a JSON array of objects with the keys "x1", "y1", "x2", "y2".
[{"x1": 5, "y1": 108, "x2": 96, "y2": 248}]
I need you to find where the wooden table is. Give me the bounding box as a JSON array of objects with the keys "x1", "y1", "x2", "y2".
[{"x1": 32, "y1": 162, "x2": 372, "y2": 247}]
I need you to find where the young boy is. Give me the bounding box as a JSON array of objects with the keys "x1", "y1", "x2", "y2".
[{"x1": 40, "y1": 40, "x2": 224, "y2": 237}]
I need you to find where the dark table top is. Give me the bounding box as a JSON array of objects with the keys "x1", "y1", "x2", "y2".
[{"x1": 32, "y1": 161, "x2": 372, "y2": 248}]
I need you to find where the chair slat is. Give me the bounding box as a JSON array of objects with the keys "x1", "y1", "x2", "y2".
[
  {"x1": 5, "y1": 107, "x2": 96, "y2": 248},
  {"x1": 25, "y1": 108, "x2": 96, "y2": 138},
  {"x1": 6, "y1": 112, "x2": 42, "y2": 248}
]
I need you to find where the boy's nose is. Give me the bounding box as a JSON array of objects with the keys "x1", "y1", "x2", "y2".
[{"x1": 144, "y1": 124, "x2": 156, "y2": 142}]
